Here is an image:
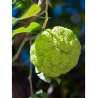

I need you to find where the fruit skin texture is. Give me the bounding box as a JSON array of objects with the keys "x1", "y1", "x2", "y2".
[{"x1": 30, "y1": 26, "x2": 81, "y2": 77}]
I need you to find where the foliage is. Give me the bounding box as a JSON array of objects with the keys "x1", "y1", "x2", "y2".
[
  {"x1": 20, "y1": 4, "x2": 41, "y2": 20},
  {"x1": 12, "y1": 4, "x2": 41, "y2": 27},
  {"x1": 13, "y1": 0, "x2": 32, "y2": 14},
  {"x1": 29, "y1": 89, "x2": 49, "y2": 98},
  {"x1": 12, "y1": 3, "x2": 41, "y2": 46},
  {"x1": 12, "y1": 17, "x2": 19, "y2": 26},
  {"x1": 12, "y1": 22, "x2": 40, "y2": 37}
]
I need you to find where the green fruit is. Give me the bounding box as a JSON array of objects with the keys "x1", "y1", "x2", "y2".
[{"x1": 30, "y1": 26, "x2": 81, "y2": 77}]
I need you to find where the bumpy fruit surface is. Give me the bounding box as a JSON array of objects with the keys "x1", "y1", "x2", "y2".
[{"x1": 30, "y1": 26, "x2": 81, "y2": 77}]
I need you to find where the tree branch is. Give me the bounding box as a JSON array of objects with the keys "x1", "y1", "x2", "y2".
[
  {"x1": 12, "y1": 37, "x2": 27, "y2": 63},
  {"x1": 12, "y1": 35, "x2": 37, "y2": 63},
  {"x1": 28, "y1": 34, "x2": 33, "y2": 98}
]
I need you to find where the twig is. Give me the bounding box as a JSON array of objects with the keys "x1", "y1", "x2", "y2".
[
  {"x1": 28, "y1": 34, "x2": 33, "y2": 98},
  {"x1": 12, "y1": 35, "x2": 37, "y2": 63},
  {"x1": 37, "y1": 10, "x2": 46, "y2": 16},
  {"x1": 42, "y1": 0, "x2": 49, "y2": 31},
  {"x1": 12, "y1": 37, "x2": 27, "y2": 63},
  {"x1": 28, "y1": 35, "x2": 37, "y2": 40}
]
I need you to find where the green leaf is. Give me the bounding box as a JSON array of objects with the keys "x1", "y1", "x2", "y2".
[
  {"x1": 12, "y1": 22, "x2": 40, "y2": 37},
  {"x1": 53, "y1": 77, "x2": 61, "y2": 85},
  {"x1": 20, "y1": 1, "x2": 31, "y2": 15},
  {"x1": 20, "y1": 4, "x2": 41, "y2": 20},
  {"x1": 38, "y1": 92, "x2": 49, "y2": 98},
  {"x1": 36, "y1": 89, "x2": 43, "y2": 94},
  {"x1": 12, "y1": 0, "x2": 16, "y2": 4},
  {"x1": 37, "y1": 73, "x2": 51, "y2": 83},
  {"x1": 14, "y1": 1, "x2": 24, "y2": 10},
  {"x1": 12, "y1": 30, "x2": 14, "y2": 35},
  {"x1": 12, "y1": 17, "x2": 19, "y2": 26},
  {"x1": 12, "y1": 4, "x2": 41, "y2": 26},
  {"x1": 30, "y1": 89, "x2": 48, "y2": 98},
  {"x1": 29, "y1": 96, "x2": 39, "y2": 98}
]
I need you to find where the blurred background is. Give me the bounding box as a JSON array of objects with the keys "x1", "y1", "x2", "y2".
[{"x1": 12, "y1": 0, "x2": 85, "y2": 98}]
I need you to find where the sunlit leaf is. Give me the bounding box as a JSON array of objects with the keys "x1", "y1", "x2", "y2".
[
  {"x1": 12, "y1": 30, "x2": 14, "y2": 35},
  {"x1": 36, "y1": 89, "x2": 43, "y2": 94},
  {"x1": 12, "y1": 22, "x2": 40, "y2": 37},
  {"x1": 20, "y1": 4, "x2": 41, "y2": 20},
  {"x1": 37, "y1": 73, "x2": 51, "y2": 83},
  {"x1": 12, "y1": 4, "x2": 41, "y2": 26},
  {"x1": 12, "y1": 17, "x2": 19, "y2": 26}
]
